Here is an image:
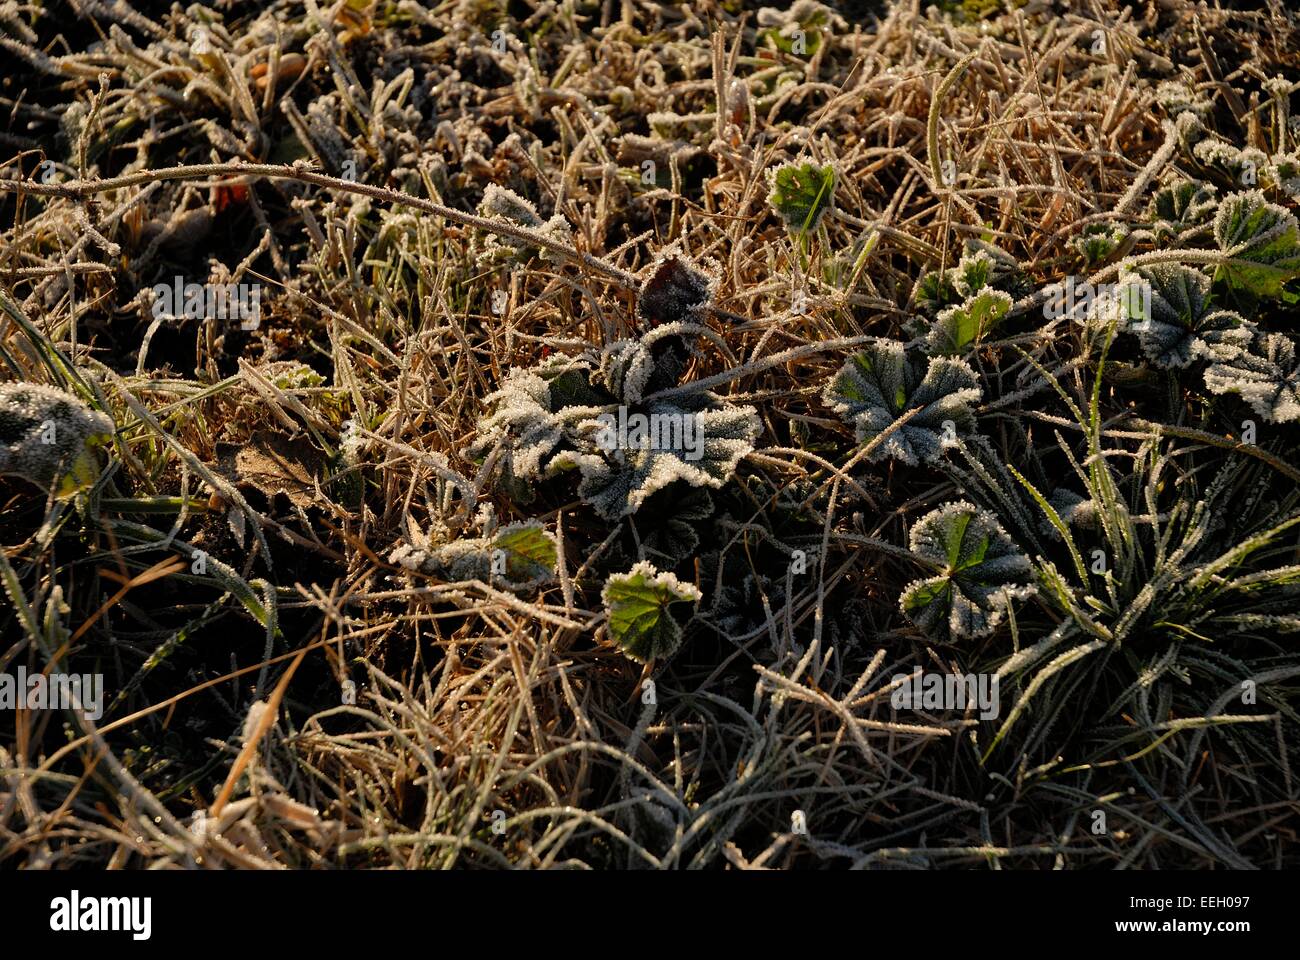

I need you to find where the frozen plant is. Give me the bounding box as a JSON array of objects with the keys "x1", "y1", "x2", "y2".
[
  {"x1": 823, "y1": 339, "x2": 982, "y2": 464},
  {"x1": 899, "y1": 501, "x2": 1036, "y2": 642},
  {"x1": 0, "y1": 382, "x2": 114, "y2": 497},
  {"x1": 1116, "y1": 263, "x2": 1254, "y2": 368}
]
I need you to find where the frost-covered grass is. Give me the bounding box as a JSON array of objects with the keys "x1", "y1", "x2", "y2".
[{"x1": 1, "y1": 0, "x2": 1299, "y2": 869}]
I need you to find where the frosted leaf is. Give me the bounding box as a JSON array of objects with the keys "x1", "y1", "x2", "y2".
[
  {"x1": 1173, "y1": 111, "x2": 1207, "y2": 152},
  {"x1": 1146, "y1": 177, "x2": 1217, "y2": 243},
  {"x1": 1074, "y1": 223, "x2": 1129, "y2": 266},
  {"x1": 567, "y1": 399, "x2": 761, "y2": 520},
  {"x1": 1118, "y1": 264, "x2": 1254, "y2": 368},
  {"x1": 952, "y1": 250, "x2": 996, "y2": 298},
  {"x1": 1213, "y1": 190, "x2": 1300, "y2": 298},
  {"x1": 913, "y1": 269, "x2": 961, "y2": 317},
  {"x1": 823, "y1": 339, "x2": 982, "y2": 465},
  {"x1": 925, "y1": 288, "x2": 1012, "y2": 356},
  {"x1": 475, "y1": 184, "x2": 572, "y2": 265},
  {"x1": 1203, "y1": 333, "x2": 1300, "y2": 423},
  {"x1": 961, "y1": 239, "x2": 1031, "y2": 299},
  {"x1": 638, "y1": 255, "x2": 715, "y2": 327},
  {"x1": 915, "y1": 243, "x2": 1027, "y2": 319},
  {"x1": 1193, "y1": 139, "x2": 1269, "y2": 185},
  {"x1": 389, "y1": 520, "x2": 558, "y2": 591},
  {"x1": 594, "y1": 340, "x2": 655, "y2": 405},
  {"x1": 470, "y1": 358, "x2": 602, "y2": 479},
  {"x1": 767, "y1": 160, "x2": 837, "y2": 233},
  {"x1": 1039, "y1": 488, "x2": 1100, "y2": 539},
  {"x1": 756, "y1": 2, "x2": 846, "y2": 56},
  {"x1": 480, "y1": 184, "x2": 542, "y2": 226},
  {"x1": 1155, "y1": 80, "x2": 1213, "y2": 120},
  {"x1": 601, "y1": 560, "x2": 701, "y2": 663},
  {"x1": 0, "y1": 382, "x2": 114, "y2": 497},
  {"x1": 1267, "y1": 153, "x2": 1300, "y2": 198},
  {"x1": 900, "y1": 501, "x2": 1035, "y2": 642}
]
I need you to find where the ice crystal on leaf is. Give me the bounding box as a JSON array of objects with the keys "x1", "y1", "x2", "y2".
[
  {"x1": 1117, "y1": 263, "x2": 1254, "y2": 368},
  {"x1": 638, "y1": 255, "x2": 715, "y2": 327},
  {"x1": 823, "y1": 339, "x2": 981, "y2": 464},
  {"x1": 1203, "y1": 332, "x2": 1300, "y2": 423},
  {"x1": 1147, "y1": 177, "x2": 1218, "y2": 243},
  {"x1": 389, "y1": 520, "x2": 558, "y2": 592},
  {"x1": 475, "y1": 184, "x2": 572, "y2": 265},
  {"x1": 899, "y1": 502, "x2": 1035, "y2": 642},
  {"x1": 767, "y1": 160, "x2": 837, "y2": 234},
  {"x1": 925, "y1": 288, "x2": 1012, "y2": 356},
  {"x1": 1213, "y1": 190, "x2": 1300, "y2": 299},
  {"x1": 564, "y1": 397, "x2": 761, "y2": 520}
]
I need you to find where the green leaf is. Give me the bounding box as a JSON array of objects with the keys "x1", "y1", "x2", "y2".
[
  {"x1": 767, "y1": 161, "x2": 837, "y2": 234},
  {"x1": 492, "y1": 522, "x2": 559, "y2": 585},
  {"x1": 913, "y1": 269, "x2": 961, "y2": 317},
  {"x1": 1075, "y1": 223, "x2": 1129, "y2": 266},
  {"x1": 823, "y1": 339, "x2": 981, "y2": 464},
  {"x1": 925, "y1": 288, "x2": 1012, "y2": 356},
  {"x1": 900, "y1": 501, "x2": 1035, "y2": 642},
  {"x1": 602, "y1": 561, "x2": 701, "y2": 663},
  {"x1": 1213, "y1": 190, "x2": 1300, "y2": 298}
]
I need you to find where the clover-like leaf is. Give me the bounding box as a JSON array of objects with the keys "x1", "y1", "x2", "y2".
[
  {"x1": 0, "y1": 382, "x2": 114, "y2": 498},
  {"x1": 1213, "y1": 190, "x2": 1300, "y2": 298},
  {"x1": 823, "y1": 339, "x2": 982, "y2": 465},
  {"x1": 900, "y1": 502, "x2": 1035, "y2": 642},
  {"x1": 1117, "y1": 263, "x2": 1254, "y2": 368},
  {"x1": 602, "y1": 560, "x2": 701, "y2": 663},
  {"x1": 925, "y1": 288, "x2": 1012, "y2": 356},
  {"x1": 1147, "y1": 177, "x2": 1217, "y2": 243},
  {"x1": 638, "y1": 255, "x2": 715, "y2": 327},
  {"x1": 568, "y1": 399, "x2": 761, "y2": 519},
  {"x1": 767, "y1": 160, "x2": 837, "y2": 234},
  {"x1": 1203, "y1": 332, "x2": 1300, "y2": 423}
]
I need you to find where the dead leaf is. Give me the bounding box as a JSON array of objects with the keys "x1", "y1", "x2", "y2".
[{"x1": 217, "y1": 431, "x2": 323, "y2": 509}]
